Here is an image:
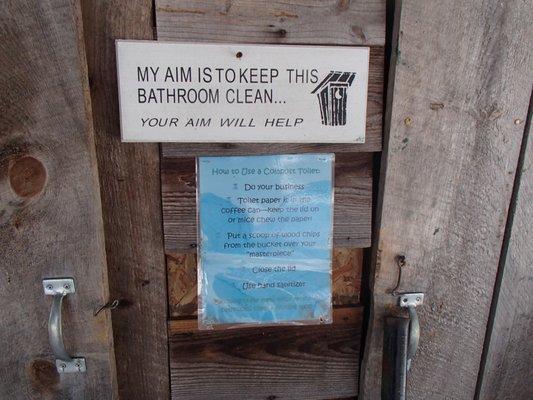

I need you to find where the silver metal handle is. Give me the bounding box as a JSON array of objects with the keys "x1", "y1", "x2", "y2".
[
  {"x1": 406, "y1": 304, "x2": 420, "y2": 370},
  {"x1": 49, "y1": 293, "x2": 72, "y2": 361},
  {"x1": 43, "y1": 278, "x2": 86, "y2": 373},
  {"x1": 382, "y1": 292, "x2": 424, "y2": 398},
  {"x1": 399, "y1": 292, "x2": 424, "y2": 371}
]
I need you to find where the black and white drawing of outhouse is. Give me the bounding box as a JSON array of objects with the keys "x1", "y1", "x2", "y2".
[{"x1": 312, "y1": 71, "x2": 356, "y2": 126}]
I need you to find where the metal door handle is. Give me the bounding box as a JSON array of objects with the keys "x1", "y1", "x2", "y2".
[
  {"x1": 382, "y1": 292, "x2": 424, "y2": 399},
  {"x1": 42, "y1": 278, "x2": 86, "y2": 373},
  {"x1": 399, "y1": 293, "x2": 423, "y2": 370}
]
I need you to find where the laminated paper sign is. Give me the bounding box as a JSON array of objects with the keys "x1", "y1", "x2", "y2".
[
  {"x1": 116, "y1": 40, "x2": 369, "y2": 143},
  {"x1": 197, "y1": 154, "x2": 334, "y2": 328}
]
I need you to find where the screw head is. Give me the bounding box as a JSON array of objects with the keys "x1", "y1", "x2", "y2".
[
  {"x1": 416, "y1": 297, "x2": 421, "y2": 302},
  {"x1": 46, "y1": 284, "x2": 53, "y2": 290},
  {"x1": 63, "y1": 284, "x2": 70, "y2": 290}
]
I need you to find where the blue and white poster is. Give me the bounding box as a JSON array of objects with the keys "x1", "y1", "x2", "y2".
[{"x1": 197, "y1": 154, "x2": 334, "y2": 328}]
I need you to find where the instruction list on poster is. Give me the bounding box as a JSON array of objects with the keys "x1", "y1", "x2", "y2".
[{"x1": 198, "y1": 154, "x2": 334, "y2": 328}]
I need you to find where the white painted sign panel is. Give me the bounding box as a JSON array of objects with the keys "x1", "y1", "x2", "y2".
[{"x1": 116, "y1": 40, "x2": 369, "y2": 143}]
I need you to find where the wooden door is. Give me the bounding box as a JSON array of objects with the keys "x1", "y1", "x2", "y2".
[
  {"x1": 360, "y1": 0, "x2": 533, "y2": 399},
  {"x1": 0, "y1": 1, "x2": 117, "y2": 398}
]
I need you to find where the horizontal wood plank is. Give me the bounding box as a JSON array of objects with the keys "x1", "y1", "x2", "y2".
[
  {"x1": 161, "y1": 46, "x2": 384, "y2": 155},
  {"x1": 162, "y1": 153, "x2": 372, "y2": 252},
  {"x1": 156, "y1": 0, "x2": 385, "y2": 46},
  {"x1": 168, "y1": 307, "x2": 362, "y2": 400},
  {"x1": 168, "y1": 247, "x2": 363, "y2": 317}
]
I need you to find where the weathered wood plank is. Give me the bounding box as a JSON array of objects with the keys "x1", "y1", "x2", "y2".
[
  {"x1": 156, "y1": 0, "x2": 385, "y2": 46},
  {"x1": 168, "y1": 307, "x2": 362, "y2": 400},
  {"x1": 334, "y1": 153, "x2": 373, "y2": 247},
  {"x1": 162, "y1": 153, "x2": 372, "y2": 251},
  {"x1": 360, "y1": 1, "x2": 533, "y2": 399},
  {"x1": 0, "y1": 0, "x2": 116, "y2": 398},
  {"x1": 477, "y1": 96, "x2": 533, "y2": 400},
  {"x1": 167, "y1": 247, "x2": 362, "y2": 317},
  {"x1": 80, "y1": 1, "x2": 169, "y2": 399}
]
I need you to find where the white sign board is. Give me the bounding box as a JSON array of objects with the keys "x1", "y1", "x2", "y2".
[{"x1": 116, "y1": 40, "x2": 369, "y2": 143}]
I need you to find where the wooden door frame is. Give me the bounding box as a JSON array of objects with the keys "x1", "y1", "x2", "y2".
[{"x1": 80, "y1": 1, "x2": 170, "y2": 399}]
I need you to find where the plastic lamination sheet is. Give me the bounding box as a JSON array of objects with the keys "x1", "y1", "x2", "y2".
[{"x1": 197, "y1": 154, "x2": 334, "y2": 329}]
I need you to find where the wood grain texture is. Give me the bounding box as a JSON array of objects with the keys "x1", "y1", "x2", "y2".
[
  {"x1": 156, "y1": 0, "x2": 385, "y2": 46},
  {"x1": 80, "y1": 1, "x2": 169, "y2": 399},
  {"x1": 168, "y1": 307, "x2": 362, "y2": 400},
  {"x1": 159, "y1": 46, "x2": 384, "y2": 154},
  {"x1": 167, "y1": 247, "x2": 362, "y2": 317},
  {"x1": 0, "y1": 0, "x2": 117, "y2": 398},
  {"x1": 360, "y1": 1, "x2": 533, "y2": 399},
  {"x1": 162, "y1": 153, "x2": 372, "y2": 251},
  {"x1": 477, "y1": 96, "x2": 533, "y2": 400}
]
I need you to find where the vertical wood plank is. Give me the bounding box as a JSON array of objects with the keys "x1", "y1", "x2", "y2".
[
  {"x1": 0, "y1": 0, "x2": 117, "y2": 398},
  {"x1": 477, "y1": 96, "x2": 533, "y2": 400},
  {"x1": 80, "y1": 1, "x2": 170, "y2": 399},
  {"x1": 361, "y1": 1, "x2": 533, "y2": 399}
]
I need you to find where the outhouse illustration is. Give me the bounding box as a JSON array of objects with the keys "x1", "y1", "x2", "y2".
[{"x1": 312, "y1": 71, "x2": 356, "y2": 126}]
